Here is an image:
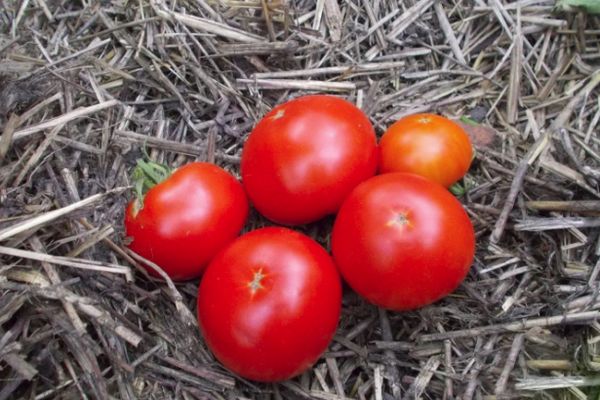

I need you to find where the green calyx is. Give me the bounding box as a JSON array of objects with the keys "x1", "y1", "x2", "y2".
[
  {"x1": 450, "y1": 175, "x2": 475, "y2": 198},
  {"x1": 131, "y1": 159, "x2": 172, "y2": 215},
  {"x1": 450, "y1": 182, "x2": 466, "y2": 197}
]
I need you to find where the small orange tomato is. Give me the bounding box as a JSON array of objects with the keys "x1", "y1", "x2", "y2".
[{"x1": 379, "y1": 113, "x2": 473, "y2": 188}]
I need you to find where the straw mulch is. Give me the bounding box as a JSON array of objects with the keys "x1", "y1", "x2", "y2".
[{"x1": 1, "y1": 1, "x2": 600, "y2": 399}]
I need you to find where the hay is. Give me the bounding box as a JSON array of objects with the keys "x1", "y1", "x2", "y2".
[{"x1": 1, "y1": 1, "x2": 599, "y2": 399}]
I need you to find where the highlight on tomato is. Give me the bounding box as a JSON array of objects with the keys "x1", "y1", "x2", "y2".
[
  {"x1": 197, "y1": 227, "x2": 342, "y2": 382},
  {"x1": 379, "y1": 113, "x2": 473, "y2": 188},
  {"x1": 331, "y1": 172, "x2": 475, "y2": 311},
  {"x1": 124, "y1": 161, "x2": 248, "y2": 281},
  {"x1": 241, "y1": 94, "x2": 378, "y2": 225}
]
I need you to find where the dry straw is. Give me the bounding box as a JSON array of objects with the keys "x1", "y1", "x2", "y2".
[{"x1": 1, "y1": 0, "x2": 600, "y2": 399}]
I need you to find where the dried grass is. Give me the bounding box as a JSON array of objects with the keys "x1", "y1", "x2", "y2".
[{"x1": 1, "y1": 1, "x2": 600, "y2": 399}]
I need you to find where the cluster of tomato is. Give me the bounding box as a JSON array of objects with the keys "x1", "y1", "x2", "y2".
[{"x1": 124, "y1": 95, "x2": 475, "y2": 382}]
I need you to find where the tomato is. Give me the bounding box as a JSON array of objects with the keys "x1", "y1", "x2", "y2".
[
  {"x1": 197, "y1": 227, "x2": 342, "y2": 382},
  {"x1": 124, "y1": 162, "x2": 248, "y2": 281},
  {"x1": 241, "y1": 95, "x2": 377, "y2": 225},
  {"x1": 331, "y1": 173, "x2": 475, "y2": 311},
  {"x1": 379, "y1": 113, "x2": 472, "y2": 187}
]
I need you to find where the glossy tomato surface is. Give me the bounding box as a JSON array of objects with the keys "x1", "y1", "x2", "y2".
[
  {"x1": 125, "y1": 162, "x2": 248, "y2": 281},
  {"x1": 241, "y1": 95, "x2": 377, "y2": 225},
  {"x1": 379, "y1": 113, "x2": 472, "y2": 187},
  {"x1": 197, "y1": 227, "x2": 342, "y2": 382},
  {"x1": 331, "y1": 173, "x2": 475, "y2": 311}
]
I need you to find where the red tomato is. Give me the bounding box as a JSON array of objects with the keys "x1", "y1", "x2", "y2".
[
  {"x1": 379, "y1": 113, "x2": 472, "y2": 187},
  {"x1": 124, "y1": 162, "x2": 248, "y2": 281},
  {"x1": 197, "y1": 227, "x2": 342, "y2": 382},
  {"x1": 331, "y1": 173, "x2": 475, "y2": 311},
  {"x1": 241, "y1": 95, "x2": 377, "y2": 225}
]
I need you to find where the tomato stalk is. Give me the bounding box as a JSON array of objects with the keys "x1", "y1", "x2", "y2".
[{"x1": 131, "y1": 159, "x2": 172, "y2": 214}]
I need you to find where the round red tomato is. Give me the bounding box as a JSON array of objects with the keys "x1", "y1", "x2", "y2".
[
  {"x1": 124, "y1": 162, "x2": 248, "y2": 281},
  {"x1": 197, "y1": 227, "x2": 341, "y2": 382},
  {"x1": 331, "y1": 173, "x2": 475, "y2": 311},
  {"x1": 379, "y1": 113, "x2": 472, "y2": 187},
  {"x1": 241, "y1": 95, "x2": 377, "y2": 225}
]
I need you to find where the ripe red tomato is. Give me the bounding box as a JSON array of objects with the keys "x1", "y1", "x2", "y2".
[
  {"x1": 241, "y1": 95, "x2": 377, "y2": 225},
  {"x1": 124, "y1": 162, "x2": 248, "y2": 281},
  {"x1": 197, "y1": 227, "x2": 342, "y2": 382},
  {"x1": 331, "y1": 173, "x2": 475, "y2": 311},
  {"x1": 379, "y1": 113, "x2": 472, "y2": 187}
]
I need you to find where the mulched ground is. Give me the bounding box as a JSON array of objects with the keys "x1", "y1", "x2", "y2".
[{"x1": 1, "y1": 1, "x2": 600, "y2": 399}]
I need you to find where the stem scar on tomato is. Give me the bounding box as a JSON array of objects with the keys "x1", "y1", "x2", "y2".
[
  {"x1": 386, "y1": 211, "x2": 413, "y2": 230},
  {"x1": 247, "y1": 268, "x2": 267, "y2": 296}
]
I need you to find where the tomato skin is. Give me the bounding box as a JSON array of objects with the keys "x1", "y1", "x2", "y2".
[
  {"x1": 124, "y1": 162, "x2": 248, "y2": 281},
  {"x1": 379, "y1": 113, "x2": 472, "y2": 187},
  {"x1": 241, "y1": 95, "x2": 378, "y2": 225},
  {"x1": 197, "y1": 227, "x2": 342, "y2": 382},
  {"x1": 331, "y1": 173, "x2": 475, "y2": 311}
]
